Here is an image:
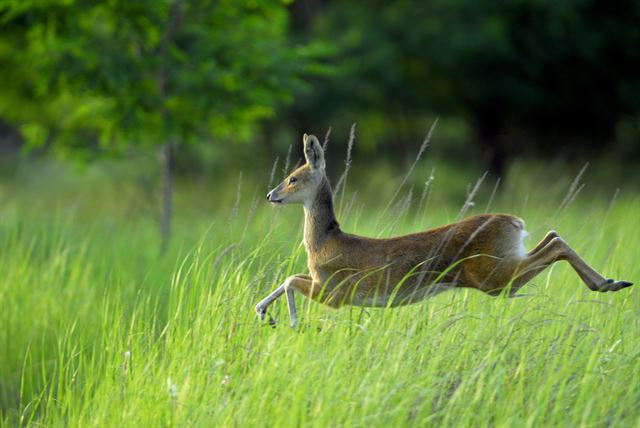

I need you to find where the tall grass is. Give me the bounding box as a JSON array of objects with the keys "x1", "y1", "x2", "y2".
[{"x1": 0, "y1": 155, "x2": 638, "y2": 427}]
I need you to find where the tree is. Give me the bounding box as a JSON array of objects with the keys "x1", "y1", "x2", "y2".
[
  {"x1": 1, "y1": 0, "x2": 313, "y2": 248},
  {"x1": 287, "y1": 0, "x2": 640, "y2": 176}
]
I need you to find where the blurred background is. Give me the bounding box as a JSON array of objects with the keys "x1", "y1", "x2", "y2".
[
  {"x1": 3, "y1": 2, "x2": 640, "y2": 424},
  {"x1": 0, "y1": 0, "x2": 639, "y2": 247}
]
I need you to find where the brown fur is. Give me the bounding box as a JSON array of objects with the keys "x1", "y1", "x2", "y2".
[
  {"x1": 297, "y1": 176, "x2": 526, "y2": 307},
  {"x1": 256, "y1": 134, "x2": 632, "y2": 327}
]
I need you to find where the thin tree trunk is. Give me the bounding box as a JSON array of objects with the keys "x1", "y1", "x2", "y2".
[
  {"x1": 157, "y1": 1, "x2": 181, "y2": 252},
  {"x1": 480, "y1": 135, "x2": 507, "y2": 180},
  {"x1": 161, "y1": 140, "x2": 175, "y2": 252},
  {"x1": 476, "y1": 115, "x2": 507, "y2": 181}
]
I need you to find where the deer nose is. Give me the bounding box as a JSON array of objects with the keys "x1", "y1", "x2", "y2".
[{"x1": 266, "y1": 191, "x2": 272, "y2": 201}]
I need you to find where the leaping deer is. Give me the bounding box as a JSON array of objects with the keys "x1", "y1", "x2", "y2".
[{"x1": 255, "y1": 134, "x2": 632, "y2": 328}]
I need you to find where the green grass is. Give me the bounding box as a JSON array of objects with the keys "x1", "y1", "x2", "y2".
[{"x1": 1, "y1": 158, "x2": 639, "y2": 427}]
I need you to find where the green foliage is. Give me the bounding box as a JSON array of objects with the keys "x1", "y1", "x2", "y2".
[
  {"x1": 0, "y1": 0, "x2": 316, "y2": 153},
  {"x1": 293, "y1": 0, "x2": 640, "y2": 159},
  {"x1": 2, "y1": 0, "x2": 639, "y2": 167}
]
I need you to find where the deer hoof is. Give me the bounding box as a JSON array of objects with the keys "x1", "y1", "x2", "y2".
[
  {"x1": 255, "y1": 304, "x2": 267, "y2": 321},
  {"x1": 612, "y1": 280, "x2": 633, "y2": 291},
  {"x1": 598, "y1": 279, "x2": 633, "y2": 292}
]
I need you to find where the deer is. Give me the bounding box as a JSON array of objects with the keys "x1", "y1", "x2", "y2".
[{"x1": 255, "y1": 134, "x2": 633, "y2": 328}]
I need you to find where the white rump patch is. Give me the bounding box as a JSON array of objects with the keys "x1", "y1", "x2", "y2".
[{"x1": 516, "y1": 229, "x2": 529, "y2": 258}]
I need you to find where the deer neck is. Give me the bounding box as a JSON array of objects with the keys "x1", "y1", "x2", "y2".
[{"x1": 303, "y1": 177, "x2": 340, "y2": 253}]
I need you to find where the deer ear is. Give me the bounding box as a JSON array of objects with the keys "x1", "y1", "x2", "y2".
[{"x1": 303, "y1": 133, "x2": 325, "y2": 170}]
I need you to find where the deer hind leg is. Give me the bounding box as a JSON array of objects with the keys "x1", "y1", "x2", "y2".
[
  {"x1": 527, "y1": 230, "x2": 559, "y2": 256},
  {"x1": 255, "y1": 274, "x2": 312, "y2": 326},
  {"x1": 513, "y1": 235, "x2": 633, "y2": 292}
]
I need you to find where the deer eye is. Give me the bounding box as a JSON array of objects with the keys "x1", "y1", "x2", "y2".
[{"x1": 289, "y1": 177, "x2": 297, "y2": 184}]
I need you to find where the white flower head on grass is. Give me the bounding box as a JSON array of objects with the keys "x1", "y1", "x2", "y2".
[
  {"x1": 167, "y1": 377, "x2": 178, "y2": 401},
  {"x1": 122, "y1": 351, "x2": 131, "y2": 377}
]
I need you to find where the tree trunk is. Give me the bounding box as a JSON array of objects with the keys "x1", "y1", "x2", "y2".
[
  {"x1": 161, "y1": 140, "x2": 175, "y2": 252},
  {"x1": 157, "y1": 1, "x2": 181, "y2": 252},
  {"x1": 476, "y1": 118, "x2": 507, "y2": 181},
  {"x1": 481, "y1": 138, "x2": 507, "y2": 180}
]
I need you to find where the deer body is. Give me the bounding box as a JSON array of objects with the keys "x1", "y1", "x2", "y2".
[{"x1": 255, "y1": 134, "x2": 632, "y2": 327}]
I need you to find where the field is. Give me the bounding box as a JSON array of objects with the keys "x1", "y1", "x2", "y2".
[{"x1": 1, "y1": 156, "x2": 639, "y2": 427}]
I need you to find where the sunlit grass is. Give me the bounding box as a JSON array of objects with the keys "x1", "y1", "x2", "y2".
[{"x1": 0, "y1": 157, "x2": 638, "y2": 427}]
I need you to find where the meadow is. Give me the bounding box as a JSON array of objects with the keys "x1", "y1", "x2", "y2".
[{"x1": 0, "y1": 153, "x2": 639, "y2": 427}]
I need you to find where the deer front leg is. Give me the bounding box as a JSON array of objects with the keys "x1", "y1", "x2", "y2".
[
  {"x1": 254, "y1": 284, "x2": 285, "y2": 325},
  {"x1": 284, "y1": 275, "x2": 315, "y2": 329},
  {"x1": 255, "y1": 274, "x2": 312, "y2": 326}
]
